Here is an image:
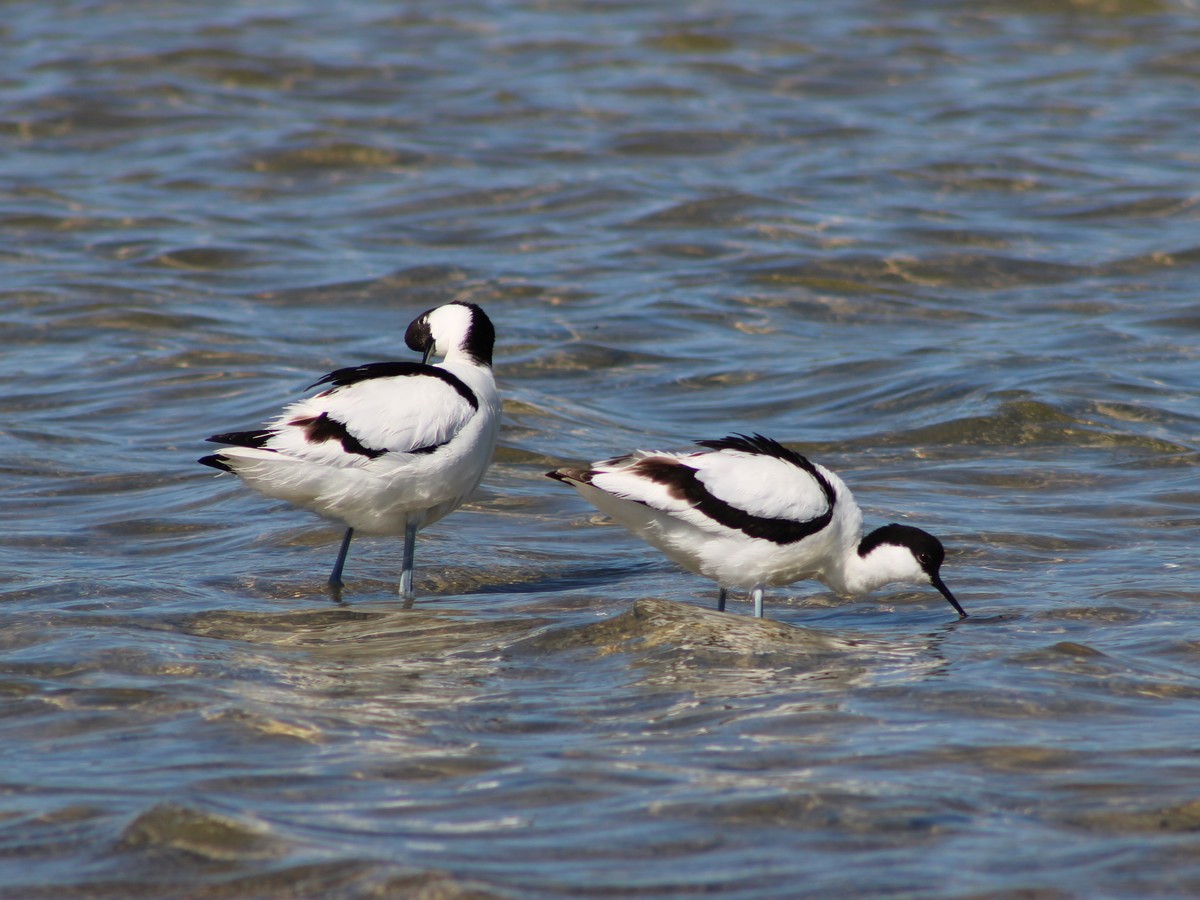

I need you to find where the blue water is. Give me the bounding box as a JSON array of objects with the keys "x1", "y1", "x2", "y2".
[{"x1": 2, "y1": 1, "x2": 1199, "y2": 896}]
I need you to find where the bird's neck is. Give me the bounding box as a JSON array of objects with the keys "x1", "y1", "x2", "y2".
[
  {"x1": 441, "y1": 359, "x2": 501, "y2": 413},
  {"x1": 834, "y1": 540, "x2": 922, "y2": 597},
  {"x1": 441, "y1": 345, "x2": 491, "y2": 369}
]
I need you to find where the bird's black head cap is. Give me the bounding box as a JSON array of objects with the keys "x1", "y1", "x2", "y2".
[
  {"x1": 404, "y1": 301, "x2": 495, "y2": 367},
  {"x1": 860, "y1": 523, "x2": 967, "y2": 618}
]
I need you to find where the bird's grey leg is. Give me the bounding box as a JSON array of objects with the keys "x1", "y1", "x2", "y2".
[
  {"x1": 328, "y1": 527, "x2": 354, "y2": 600},
  {"x1": 399, "y1": 521, "x2": 418, "y2": 599},
  {"x1": 752, "y1": 586, "x2": 764, "y2": 619},
  {"x1": 717, "y1": 588, "x2": 727, "y2": 612}
]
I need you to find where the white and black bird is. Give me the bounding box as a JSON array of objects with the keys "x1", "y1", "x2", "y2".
[
  {"x1": 548, "y1": 433, "x2": 966, "y2": 620},
  {"x1": 200, "y1": 301, "x2": 501, "y2": 599}
]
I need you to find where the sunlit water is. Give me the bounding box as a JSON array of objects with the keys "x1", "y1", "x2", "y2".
[{"x1": 2, "y1": 1, "x2": 1199, "y2": 896}]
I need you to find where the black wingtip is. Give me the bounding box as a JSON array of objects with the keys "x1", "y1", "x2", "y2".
[
  {"x1": 206, "y1": 429, "x2": 273, "y2": 448},
  {"x1": 198, "y1": 454, "x2": 235, "y2": 473}
]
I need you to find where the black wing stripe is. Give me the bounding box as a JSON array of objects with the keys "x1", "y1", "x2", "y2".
[
  {"x1": 288, "y1": 412, "x2": 387, "y2": 460},
  {"x1": 633, "y1": 434, "x2": 838, "y2": 545},
  {"x1": 309, "y1": 361, "x2": 478, "y2": 411},
  {"x1": 409, "y1": 441, "x2": 447, "y2": 455}
]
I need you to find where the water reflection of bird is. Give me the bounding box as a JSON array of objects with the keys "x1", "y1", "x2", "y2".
[
  {"x1": 549, "y1": 433, "x2": 965, "y2": 620},
  {"x1": 200, "y1": 302, "x2": 501, "y2": 600}
]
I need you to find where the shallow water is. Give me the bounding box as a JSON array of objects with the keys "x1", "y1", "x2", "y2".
[{"x1": 2, "y1": 0, "x2": 1199, "y2": 897}]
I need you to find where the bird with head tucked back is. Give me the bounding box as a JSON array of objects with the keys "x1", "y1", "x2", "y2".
[
  {"x1": 200, "y1": 301, "x2": 501, "y2": 600},
  {"x1": 548, "y1": 433, "x2": 965, "y2": 620}
]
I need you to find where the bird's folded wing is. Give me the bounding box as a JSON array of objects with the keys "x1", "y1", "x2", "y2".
[
  {"x1": 690, "y1": 452, "x2": 833, "y2": 523},
  {"x1": 264, "y1": 370, "x2": 478, "y2": 466}
]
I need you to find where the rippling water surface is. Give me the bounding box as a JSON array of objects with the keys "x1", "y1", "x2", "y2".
[{"x1": 3, "y1": 0, "x2": 1199, "y2": 896}]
